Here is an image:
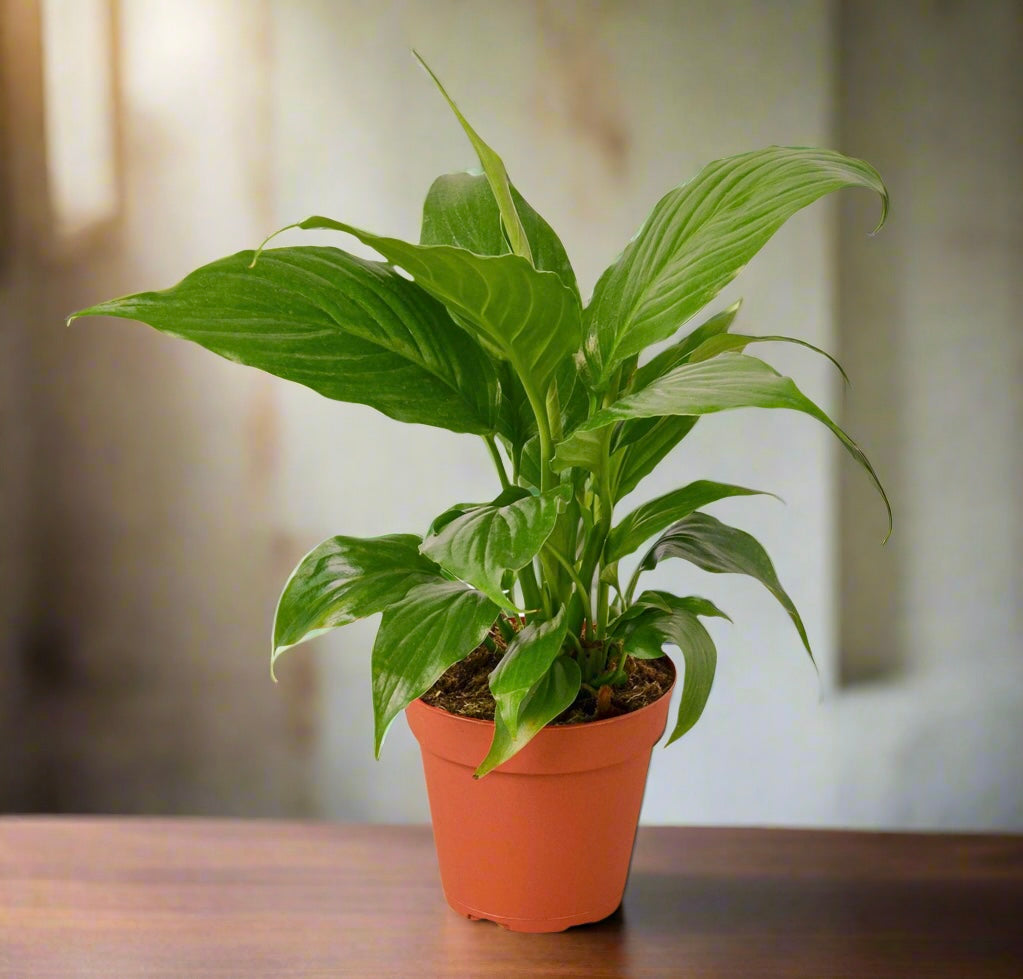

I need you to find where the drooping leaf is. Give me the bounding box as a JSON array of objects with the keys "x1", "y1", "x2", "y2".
[
  {"x1": 639, "y1": 510, "x2": 813, "y2": 661},
  {"x1": 261, "y1": 217, "x2": 582, "y2": 395},
  {"x1": 413, "y1": 51, "x2": 533, "y2": 264},
  {"x1": 610, "y1": 416, "x2": 700, "y2": 501},
  {"x1": 686, "y1": 333, "x2": 849, "y2": 384},
  {"x1": 567, "y1": 352, "x2": 891, "y2": 539},
  {"x1": 607, "y1": 480, "x2": 779, "y2": 562},
  {"x1": 372, "y1": 581, "x2": 499, "y2": 755},
  {"x1": 584, "y1": 146, "x2": 887, "y2": 386},
  {"x1": 488, "y1": 609, "x2": 568, "y2": 738},
  {"x1": 475, "y1": 654, "x2": 581, "y2": 778},
  {"x1": 272, "y1": 534, "x2": 438, "y2": 675},
  {"x1": 420, "y1": 486, "x2": 570, "y2": 610},
  {"x1": 636, "y1": 591, "x2": 733, "y2": 623},
  {"x1": 631, "y1": 301, "x2": 742, "y2": 392},
  {"x1": 421, "y1": 170, "x2": 579, "y2": 297},
  {"x1": 657, "y1": 608, "x2": 718, "y2": 745},
  {"x1": 70, "y1": 247, "x2": 501, "y2": 436},
  {"x1": 615, "y1": 591, "x2": 730, "y2": 660}
]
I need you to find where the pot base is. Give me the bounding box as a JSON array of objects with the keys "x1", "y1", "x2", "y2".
[{"x1": 450, "y1": 896, "x2": 622, "y2": 933}]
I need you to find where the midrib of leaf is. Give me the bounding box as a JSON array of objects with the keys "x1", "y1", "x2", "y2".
[
  {"x1": 590, "y1": 149, "x2": 886, "y2": 378},
  {"x1": 261, "y1": 249, "x2": 494, "y2": 413}
]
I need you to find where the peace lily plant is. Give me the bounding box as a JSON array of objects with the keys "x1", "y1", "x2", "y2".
[{"x1": 71, "y1": 56, "x2": 890, "y2": 779}]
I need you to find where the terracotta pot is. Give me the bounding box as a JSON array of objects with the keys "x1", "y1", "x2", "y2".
[{"x1": 405, "y1": 661, "x2": 676, "y2": 933}]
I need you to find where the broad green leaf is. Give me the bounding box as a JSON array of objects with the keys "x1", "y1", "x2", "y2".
[
  {"x1": 421, "y1": 170, "x2": 579, "y2": 297},
  {"x1": 488, "y1": 609, "x2": 568, "y2": 738},
  {"x1": 414, "y1": 52, "x2": 533, "y2": 264},
  {"x1": 571, "y1": 352, "x2": 891, "y2": 540},
  {"x1": 272, "y1": 534, "x2": 438, "y2": 675},
  {"x1": 657, "y1": 608, "x2": 718, "y2": 745},
  {"x1": 584, "y1": 146, "x2": 887, "y2": 386},
  {"x1": 607, "y1": 480, "x2": 779, "y2": 562},
  {"x1": 631, "y1": 301, "x2": 742, "y2": 392},
  {"x1": 610, "y1": 416, "x2": 699, "y2": 501},
  {"x1": 372, "y1": 581, "x2": 499, "y2": 755},
  {"x1": 687, "y1": 333, "x2": 849, "y2": 384},
  {"x1": 262, "y1": 217, "x2": 582, "y2": 394},
  {"x1": 639, "y1": 510, "x2": 812, "y2": 661},
  {"x1": 420, "y1": 486, "x2": 570, "y2": 610},
  {"x1": 475, "y1": 654, "x2": 581, "y2": 777},
  {"x1": 70, "y1": 247, "x2": 500, "y2": 436}
]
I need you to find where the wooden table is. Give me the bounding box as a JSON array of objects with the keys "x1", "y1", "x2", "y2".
[{"x1": 1, "y1": 819, "x2": 1021, "y2": 977}]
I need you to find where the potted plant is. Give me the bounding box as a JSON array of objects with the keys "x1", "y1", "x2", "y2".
[{"x1": 70, "y1": 54, "x2": 889, "y2": 932}]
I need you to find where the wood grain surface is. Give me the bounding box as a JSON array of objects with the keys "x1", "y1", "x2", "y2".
[{"x1": 1, "y1": 818, "x2": 1021, "y2": 977}]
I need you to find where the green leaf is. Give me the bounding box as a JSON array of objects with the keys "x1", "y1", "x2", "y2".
[
  {"x1": 488, "y1": 609, "x2": 568, "y2": 738},
  {"x1": 631, "y1": 301, "x2": 742, "y2": 392},
  {"x1": 584, "y1": 146, "x2": 887, "y2": 386},
  {"x1": 551, "y1": 426, "x2": 605, "y2": 474},
  {"x1": 264, "y1": 217, "x2": 582, "y2": 395},
  {"x1": 475, "y1": 654, "x2": 581, "y2": 777},
  {"x1": 372, "y1": 581, "x2": 499, "y2": 755},
  {"x1": 272, "y1": 534, "x2": 438, "y2": 675},
  {"x1": 636, "y1": 591, "x2": 733, "y2": 623},
  {"x1": 572, "y1": 352, "x2": 891, "y2": 540},
  {"x1": 426, "y1": 487, "x2": 531, "y2": 538},
  {"x1": 687, "y1": 333, "x2": 849, "y2": 384},
  {"x1": 607, "y1": 480, "x2": 779, "y2": 562},
  {"x1": 70, "y1": 247, "x2": 501, "y2": 436},
  {"x1": 610, "y1": 416, "x2": 699, "y2": 501},
  {"x1": 615, "y1": 591, "x2": 730, "y2": 661},
  {"x1": 413, "y1": 52, "x2": 533, "y2": 264},
  {"x1": 421, "y1": 170, "x2": 579, "y2": 298},
  {"x1": 621, "y1": 617, "x2": 669, "y2": 660},
  {"x1": 420, "y1": 486, "x2": 570, "y2": 610},
  {"x1": 657, "y1": 608, "x2": 718, "y2": 745},
  {"x1": 639, "y1": 510, "x2": 813, "y2": 662}
]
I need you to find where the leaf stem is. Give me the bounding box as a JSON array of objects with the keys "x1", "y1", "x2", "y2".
[
  {"x1": 543, "y1": 543, "x2": 593, "y2": 626},
  {"x1": 517, "y1": 560, "x2": 544, "y2": 614},
  {"x1": 623, "y1": 561, "x2": 644, "y2": 607},
  {"x1": 485, "y1": 436, "x2": 511, "y2": 491}
]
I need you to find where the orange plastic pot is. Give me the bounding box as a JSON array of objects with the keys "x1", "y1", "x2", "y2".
[{"x1": 405, "y1": 661, "x2": 675, "y2": 933}]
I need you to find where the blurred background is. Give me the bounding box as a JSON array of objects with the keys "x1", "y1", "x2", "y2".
[{"x1": 1, "y1": 0, "x2": 1020, "y2": 828}]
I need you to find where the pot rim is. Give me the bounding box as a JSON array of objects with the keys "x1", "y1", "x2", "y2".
[{"x1": 410, "y1": 655, "x2": 676, "y2": 734}]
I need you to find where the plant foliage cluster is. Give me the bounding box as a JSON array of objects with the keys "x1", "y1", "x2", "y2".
[{"x1": 72, "y1": 56, "x2": 889, "y2": 776}]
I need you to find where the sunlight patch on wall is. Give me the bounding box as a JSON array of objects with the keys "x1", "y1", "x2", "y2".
[{"x1": 40, "y1": 0, "x2": 118, "y2": 239}]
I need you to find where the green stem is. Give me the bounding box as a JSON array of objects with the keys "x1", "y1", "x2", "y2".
[
  {"x1": 485, "y1": 436, "x2": 511, "y2": 491},
  {"x1": 596, "y1": 579, "x2": 610, "y2": 650},
  {"x1": 623, "y1": 561, "x2": 645, "y2": 607},
  {"x1": 517, "y1": 561, "x2": 544, "y2": 613},
  {"x1": 610, "y1": 642, "x2": 629, "y2": 684},
  {"x1": 544, "y1": 544, "x2": 593, "y2": 625},
  {"x1": 518, "y1": 372, "x2": 554, "y2": 494}
]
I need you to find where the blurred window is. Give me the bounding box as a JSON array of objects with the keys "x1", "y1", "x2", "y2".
[{"x1": 40, "y1": 0, "x2": 119, "y2": 240}]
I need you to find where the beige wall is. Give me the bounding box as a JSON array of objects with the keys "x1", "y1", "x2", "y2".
[
  {"x1": 2, "y1": 0, "x2": 309, "y2": 814},
  {"x1": 5, "y1": 0, "x2": 1020, "y2": 828}
]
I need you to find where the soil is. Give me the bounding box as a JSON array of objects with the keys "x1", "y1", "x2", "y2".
[{"x1": 421, "y1": 627, "x2": 675, "y2": 725}]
